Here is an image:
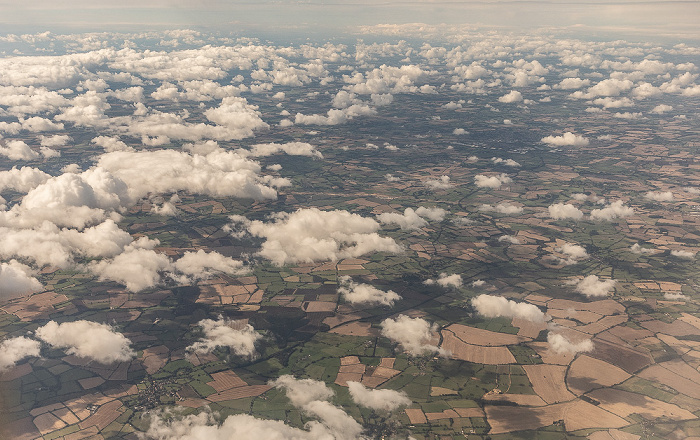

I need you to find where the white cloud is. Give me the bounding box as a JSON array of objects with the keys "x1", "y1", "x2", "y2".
[
  {"x1": 650, "y1": 104, "x2": 673, "y2": 114},
  {"x1": 380, "y1": 315, "x2": 442, "y2": 356},
  {"x1": 0, "y1": 140, "x2": 39, "y2": 161},
  {"x1": 424, "y1": 273, "x2": 462, "y2": 289},
  {"x1": 574, "y1": 275, "x2": 616, "y2": 297},
  {"x1": 347, "y1": 381, "x2": 411, "y2": 412},
  {"x1": 39, "y1": 134, "x2": 71, "y2": 147},
  {"x1": 424, "y1": 175, "x2": 452, "y2": 190},
  {"x1": 295, "y1": 104, "x2": 376, "y2": 125},
  {"x1": 88, "y1": 247, "x2": 171, "y2": 292},
  {"x1": 548, "y1": 203, "x2": 584, "y2": 221},
  {"x1": 91, "y1": 135, "x2": 134, "y2": 152},
  {"x1": 246, "y1": 142, "x2": 323, "y2": 159},
  {"x1": 377, "y1": 208, "x2": 427, "y2": 230},
  {"x1": 415, "y1": 206, "x2": 447, "y2": 221},
  {"x1": 498, "y1": 235, "x2": 520, "y2": 244},
  {"x1": 671, "y1": 250, "x2": 696, "y2": 260},
  {"x1": 498, "y1": 90, "x2": 523, "y2": 103},
  {"x1": 338, "y1": 276, "x2": 400, "y2": 306},
  {"x1": 555, "y1": 78, "x2": 590, "y2": 90},
  {"x1": 540, "y1": 132, "x2": 589, "y2": 146},
  {"x1": 227, "y1": 208, "x2": 401, "y2": 266},
  {"x1": 664, "y1": 292, "x2": 687, "y2": 301},
  {"x1": 644, "y1": 191, "x2": 673, "y2": 202},
  {"x1": 187, "y1": 316, "x2": 261, "y2": 358},
  {"x1": 479, "y1": 202, "x2": 523, "y2": 215},
  {"x1": 0, "y1": 336, "x2": 41, "y2": 372},
  {"x1": 547, "y1": 333, "x2": 593, "y2": 354},
  {"x1": 554, "y1": 243, "x2": 589, "y2": 265},
  {"x1": 491, "y1": 157, "x2": 520, "y2": 167},
  {"x1": 630, "y1": 243, "x2": 655, "y2": 255},
  {"x1": 172, "y1": 250, "x2": 247, "y2": 281},
  {"x1": 590, "y1": 200, "x2": 634, "y2": 221},
  {"x1": 471, "y1": 294, "x2": 546, "y2": 323},
  {"x1": 35, "y1": 320, "x2": 135, "y2": 364},
  {"x1": 474, "y1": 173, "x2": 511, "y2": 189},
  {"x1": 0, "y1": 166, "x2": 50, "y2": 193},
  {"x1": 0, "y1": 260, "x2": 43, "y2": 300},
  {"x1": 271, "y1": 375, "x2": 334, "y2": 407},
  {"x1": 453, "y1": 128, "x2": 468, "y2": 135},
  {"x1": 571, "y1": 78, "x2": 633, "y2": 99}
]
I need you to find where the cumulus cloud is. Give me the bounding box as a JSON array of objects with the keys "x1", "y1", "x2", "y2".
[
  {"x1": 227, "y1": 208, "x2": 401, "y2": 266},
  {"x1": 246, "y1": 142, "x2": 323, "y2": 159},
  {"x1": 0, "y1": 260, "x2": 43, "y2": 300},
  {"x1": 548, "y1": 203, "x2": 584, "y2": 221},
  {"x1": 424, "y1": 175, "x2": 452, "y2": 190},
  {"x1": 474, "y1": 173, "x2": 511, "y2": 189},
  {"x1": 271, "y1": 375, "x2": 335, "y2": 407},
  {"x1": 35, "y1": 320, "x2": 135, "y2": 364},
  {"x1": 630, "y1": 243, "x2": 655, "y2": 255},
  {"x1": 0, "y1": 166, "x2": 50, "y2": 193},
  {"x1": 338, "y1": 276, "x2": 400, "y2": 306},
  {"x1": 663, "y1": 292, "x2": 687, "y2": 301},
  {"x1": 651, "y1": 104, "x2": 673, "y2": 114},
  {"x1": 498, "y1": 235, "x2": 520, "y2": 244},
  {"x1": 187, "y1": 316, "x2": 261, "y2": 358},
  {"x1": 471, "y1": 294, "x2": 546, "y2": 323},
  {"x1": 347, "y1": 381, "x2": 411, "y2": 412},
  {"x1": 39, "y1": 134, "x2": 71, "y2": 147},
  {"x1": 377, "y1": 206, "x2": 445, "y2": 230},
  {"x1": 171, "y1": 250, "x2": 248, "y2": 282},
  {"x1": 424, "y1": 273, "x2": 462, "y2": 289},
  {"x1": 574, "y1": 275, "x2": 616, "y2": 297},
  {"x1": 0, "y1": 140, "x2": 40, "y2": 161},
  {"x1": 541, "y1": 132, "x2": 589, "y2": 146},
  {"x1": 91, "y1": 135, "x2": 134, "y2": 152},
  {"x1": 590, "y1": 200, "x2": 634, "y2": 221},
  {"x1": 97, "y1": 148, "x2": 281, "y2": 202},
  {"x1": 671, "y1": 250, "x2": 696, "y2": 260},
  {"x1": 295, "y1": 104, "x2": 376, "y2": 125},
  {"x1": 554, "y1": 243, "x2": 589, "y2": 265},
  {"x1": 491, "y1": 157, "x2": 520, "y2": 167},
  {"x1": 88, "y1": 247, "x2": 171, "y2": 292},
  {"x1": 644, "y1": 191, "x2": 674, "y2": 202},
  {"x1": 0, "y1": 336, "x2": 41, "y2": 372},
  {"x1": 498, "y1": 90, "x2": 523, "y2": 103},
  {"x1": 479, "y1": 202, "x2": 523, "y2": 215},
  {"x1": 547, "y1": 333, "x2": 593, "y2": 354},
  {"x1": 380, "y1": 315, "x2": 442, "y2": 356}
]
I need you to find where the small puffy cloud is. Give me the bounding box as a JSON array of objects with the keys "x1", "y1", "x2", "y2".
[
  {"x1": 554, "y1": 243, "x2": 589, "y2": 265},
  {"x1": 474, "y1": 173, "x2": 511, "y2": 189},
  {"x1": 385, "y1": 173, "x2": 400, "y2": 182},
  {"x1": 479, "y1": 202, "x2": 523, "y2": 215},
  {"x1": 548, "y1": 203, "x2": 584, "y2": 221},
  {"x1": 88, "y1": 247, "x2": 171, "y2": 292},
  {"x1": 187, "y1": 316, "x2": 261, "y2": 358},
  {"x1": 555, "y1": 78, "x2": 590, "y2": 90},
  {"x1": 547, "y1": 333, "x2": 593, "y2": 354},
  {"x1": 35, "y1": 320, "x2": 135, "y2": 364},
  {"x1": 664, "y1": 292, "x2": 687, "y2": 301},
  {"x1": 377, "y1": 208, "x2": 427, "y2": 230},
  {"x1": 338, "y1": 276, "x2": 400, "y2": 306},
  {"x1": 590, "y1": 200, "x2": 634, "y2": 221},
  {"x1": 453, "y1": 128, "x2": 468, "y2": 135},
  {"x1": 491, "y1": 157, "x2": 520, "y2": 167},
  {"x1": 498, "y1": 90, "x2": 523, "y2": 103},
  {"x1": 271, "y1": 374, "x2": 334, "y2": 407},
  {"x1": 227, "y1": 208, "x2": 401, "y2": 266},
  {"x1": 0, "y1": 336, "x2": 41, "y2": 372},
  {"x1": 347, "y1": 381, "x2": 411, "y2": 412},
  {"x1": 574, "y1": 275, "x2": 616, "y2": 297},
  {"x1": 424, "y1": 175, "x2": 452, "y2": 190},
  {"x1": 613, "y1": 112, "x2": 642, "y2": 119},
  {"x1": 172, "y1": 250, "x2": 247, "y2": 282},
  {"x1": 541, "y1": 132, "x2": 589, "y2": 146},
  {"x1": 380, "y1": 315, "x2": 442, "y2": 356},
  {"x1": 246, "y1": 142, "x2": 322, "y2": 159},
  {"x1": 498, "y1": 235, "x2": 520, "y2": 244},
  {"x1": 650, "y1": 104, "x2": 673, "y2": 114},
  {"x1": 630, "y1": 243, "x2": 655, "y2": 255},
  {"x1": 378, "y1": 206, "x2": 446, "y2": 230},
  {"x1": 471, "y1": 294, "x2": 546, "y2": 323},
  {"x1": 424, "y1": 273, "x2": 462, "y2": 289},
  {"x1": 91, "y1": 136, "x2": 134, "y2": 152},
  {"x1": 415, "y1": 206, "x2": 447, "y2": 221},
  {"x1": 0, "y1": 260, "x2": 43, "y2": 300},
  {"x1": 644, "y1": 191, "x2": 673, "y2": 202},
  {"x1": 472, "y1": 279, "x2": 486, "y2": 287},
  {"x1": 39, "y1": 134, "x2": 71, "y2": 147},
  {"x1": 0, "y1": 140, "x2": 39, "y2": 161},
  {"x1": 671, "y1": 249, "x2": 696, "y2": 260},
  {"x1": 0, "y1": 166, "x2": 50, "y2": 193}
]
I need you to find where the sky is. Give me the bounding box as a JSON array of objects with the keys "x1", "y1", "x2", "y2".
[{"x1": 1, "y1": 0, "x2": 699, "y2": 39}]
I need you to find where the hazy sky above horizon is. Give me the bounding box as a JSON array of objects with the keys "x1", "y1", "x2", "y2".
[{"x1": 0, "y1": 0, "x2": 698, "y2": 40}]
